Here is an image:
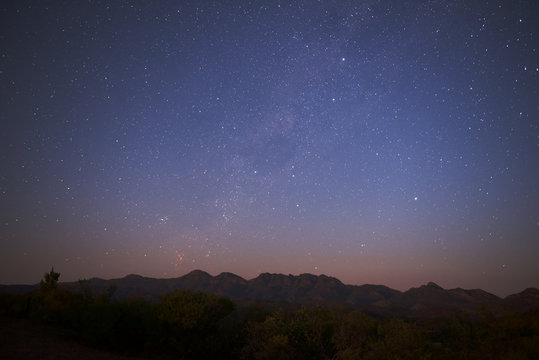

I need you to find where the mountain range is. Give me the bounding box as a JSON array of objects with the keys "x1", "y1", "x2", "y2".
[{"x1": 2, "y1": 270, "x2": 538, "y2": 317}]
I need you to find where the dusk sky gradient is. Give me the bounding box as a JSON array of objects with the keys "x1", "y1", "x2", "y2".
[{"x1": 1, "y1": 0, "x2": 538, "y2": 297}]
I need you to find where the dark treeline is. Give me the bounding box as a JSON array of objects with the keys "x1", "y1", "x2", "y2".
[{"x1": 1, "y1": 269, "x2": 538, "y2": 359}]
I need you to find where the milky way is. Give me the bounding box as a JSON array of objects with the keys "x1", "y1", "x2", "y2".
[{"x1": 1, "y1": 0, "x2": 537, "y2": 296}]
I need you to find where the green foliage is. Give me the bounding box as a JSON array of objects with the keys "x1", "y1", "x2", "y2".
[
  {"x1": 0, "y1": 292, "x2": 28, "y2": 317},
  {"x1": 332, "y1": 311, "x2": 377, "y2": 359},
  {"x1": 156, "y1": 289, "x2": 235, "y2": 331},
  {"x1": 365, "y1": 317, "x2": 430, "y2": 360},
  {"x1": 288, "y1": 307, "x2": 337, "y2": 359},
  {"x1": 241, "y1": 307, "x2": 337, "y2": 360},
  {"x1": 241, "y1": 311, "x2": 296, "y2": 360},
  {"x1": 155, "y1": 290, "x2": 236, "y2": 358},
  {"x1": 39, "y1": 267, "x2": 60, "y2": 292},
  {"x1": 2, "y1": 269, "x2": 538, "y2": 359},
  {"x1": 80, "y1": 298, "x2": 157, "y2": 352}
]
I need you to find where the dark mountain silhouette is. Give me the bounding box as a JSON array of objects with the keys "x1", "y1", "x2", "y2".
[
  {"x1": 370, "y1": 282, "x2": 506, "y2": 317},
  {"x1": 503, "y1": 287, "x2": 539, "y2": 311},
  {"x1": 2, "y1": 271, "x2": 537, "y2": 315},
  {"x1": 0, "y1": 284, "x2": 36, "y2": 294}
]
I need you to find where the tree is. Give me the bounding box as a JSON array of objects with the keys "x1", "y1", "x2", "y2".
[
  {"x1": 333, "y1": 310, "x2": 377, "y2": 359},
  {"x1": 156, "y1": 290, "x2": 235, "y2": 331},
  {"x1": 40, "y1": 267, "x2": 60, "y2": 292},
  {"x1": 156, "y1": 290, "x2": 236, "y2": 358},
  {"x1": 365, "y1": 318, "x2": 429, "y2": 360}
]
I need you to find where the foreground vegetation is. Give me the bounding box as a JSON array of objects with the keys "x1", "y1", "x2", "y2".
[{"x1": 1, "y1": 269, "x2": 538, "y2": 359}]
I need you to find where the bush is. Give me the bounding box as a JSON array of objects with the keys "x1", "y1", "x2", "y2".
[{"x1": 155, "y1": 290, "x2": 236, "y2": 358}]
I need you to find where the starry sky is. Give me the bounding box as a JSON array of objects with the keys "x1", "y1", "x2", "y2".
[{"x1": 1, "y1": 0, "x2": 537, "y2": 296}]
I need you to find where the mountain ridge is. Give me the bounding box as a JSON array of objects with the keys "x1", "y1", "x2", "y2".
[{"x1": 1, "y1": 270, "x2": 537, "y2": 316}]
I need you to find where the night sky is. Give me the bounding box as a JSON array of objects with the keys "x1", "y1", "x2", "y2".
[{"x1": 1, "y1": 1, "x2": 537, "y2": 297}]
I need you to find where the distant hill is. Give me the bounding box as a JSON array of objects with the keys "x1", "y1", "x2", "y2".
[
  {"x1": 1, "y1": 271, "x2": 537, "y2": 316},
  {"x1": 503, "y1": 288, "x2": 539, "y2": 311},
  {"x1": 0, "y1": 284, "x2": 37, "y2": 294}
]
